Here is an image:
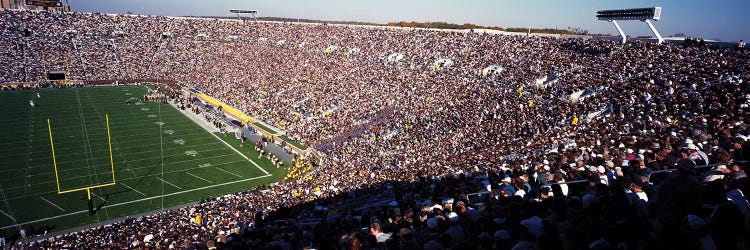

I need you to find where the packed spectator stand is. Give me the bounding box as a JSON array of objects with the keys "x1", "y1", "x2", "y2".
[{"x1": 1, "y1": 9, "x2": 750, "y2": 249}]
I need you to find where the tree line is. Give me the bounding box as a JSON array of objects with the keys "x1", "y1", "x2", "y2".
[
  {"x1": 385, "y1": 21, "x2": 591, "y2": 35},
  {"x1": 187, "y1": 16, "x2": 593, "y2": 36}
]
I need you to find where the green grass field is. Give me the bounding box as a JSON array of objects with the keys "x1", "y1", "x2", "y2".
[{"x1": 0, "y1": 85, "x2": 285, "y2": 232}]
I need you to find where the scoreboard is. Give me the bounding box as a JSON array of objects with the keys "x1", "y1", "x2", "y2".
[{"x1": 25, "y1": 0, "x2": 63, "y2": 7}]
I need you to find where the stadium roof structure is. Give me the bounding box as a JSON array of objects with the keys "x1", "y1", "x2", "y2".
[{"x1": 597, "y1": 7, "x2": 664, "y2": 44}]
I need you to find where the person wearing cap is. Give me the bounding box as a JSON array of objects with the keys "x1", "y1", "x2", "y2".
[
  {"x1": 589, "y1": 165, "x2": 608, "y2": 186},
  {"x1": 517, "y1": 175, "x2": 532, "y2": 194},
  {"x1": 422, "y1": 217, "x2": 442, "y2": 250},
  {"x1": 444, "y1": 212, "x2": 466, "y2": 247},
  {"x1": 500, "y1": 176, "x2": 516, "y2": 197},
  {"x1": 684, "y1": 143, "x2": 709, "y2": 165},
  {"x1": 535, "y1": 166, "x2": 548, "y2": 185}
]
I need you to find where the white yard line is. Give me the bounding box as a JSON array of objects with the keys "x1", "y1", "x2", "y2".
[
  {"x1": 216, "y1": 167, "x2": 243, "y2": 178},
  {"x1": 7, "y1": 108, "x2": 193, "y2": 130},
  {"x1": 7, "y1": 129, "x2": 213, "y2": 156},
  {"x1": 16, "y1": 141, "x2": 224, "y2": 169},
  {"x1": 23, "y1": 106, "x2": 34, "y2": 196},
  {"x1": 40, "y1": 197, "x2": 65, "y2": 212},
  {"x1": 0, "y1": 174, "x2": 272, "y2": 230},
  {"x1": 186, "y1": 172, "x2": 214, "y2": 184},
  {"x1": 7, "y1": 159, "x2": 248, "y2": 200},
  {"x1": 0, "y1": 149, "x2": 233, "y2": 183},
  {"x1": 155, "y1": 177, "x2": 182, "y2": 190},
  {"x1": 0, "y1": 118, "x2": 200, "y2": 146},
  {"x1": 90, "y1": 193, "x2": 107, "y2": 203},
  {"x1": 209, "y1": 132, "x2": 270, "y2": 175},
  {"x1": 121, "y1": 183, "x2": 146, "y2": 196}
]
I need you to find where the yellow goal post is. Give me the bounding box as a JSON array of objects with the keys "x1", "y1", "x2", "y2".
[{"x1": 47, "y1": 114, "x2": 117, "y2": 200}]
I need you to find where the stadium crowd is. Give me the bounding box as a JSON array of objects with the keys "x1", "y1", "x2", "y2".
[{"x1": 1, "y1": 8, "x2": 750, "y2": 249}]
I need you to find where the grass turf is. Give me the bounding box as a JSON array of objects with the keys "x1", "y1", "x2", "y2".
[
  {"x1": 277, "y1": 134, "x2": 308, "y2": 150},
  {"x1": 0, "y1": 85, "x2": 285, "y2": 232},
  {"x1": 252, "y1": 122, "x2": 277, "y2": 135}
]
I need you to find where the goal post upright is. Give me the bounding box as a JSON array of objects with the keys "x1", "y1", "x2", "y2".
[
  {"x1": 106, "y1": 113, "x2": 116, "y2": 184},
  {"x1": 47, "y1": 113, "x2": 117, "y2": 203},
  {"x1": 47, "y1": 118, "x2": 62, "y2": 193}
]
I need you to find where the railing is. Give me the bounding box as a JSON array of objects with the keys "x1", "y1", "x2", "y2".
[
  {"x1": 83, "y1": 79, "x2": 177, "y2": 85},
  {"x1": 457, "y1": 161, "x2": 747, "y2": 203},
  {"x1": 537, "y1": 161, "x2": 748, "y2": 194},
  {"x1": 646, "y1": 163, "x2": 724, "y2": 182},
  {"x1": 648, "y1": 161, "x2": 747, "y2": 184},
  {"x1": 466, "y1": 192, "x2": 490, "y2": 205}
]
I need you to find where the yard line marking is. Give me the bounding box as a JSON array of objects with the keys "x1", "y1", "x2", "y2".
[
  {"x1": 215, "y1": 167, "x2": 243, "y2": 178},
  {"x1": 5, "y1": 159, "x2": 248, "y2": 197},
  {"x1": 209, "y1": 132, "x2": 270, "y2": 175},
  {"x1": 90, "y1": 193, "x2": 107, "y2": 203},
  {"x1": 16, "y1": 141, "x2": 224, "y2": 169},
  {"x1": 1, "y1": 119, "x2": 202, "y2": 146},
  {"x1": 40, "y1": 197, "x2": 65, "y2": 212},
  {"x1": 155, "y1": 177, "x2": 182, "y2": 190},
  {"x1": 6, "y1": 129, "x2": 215, "y2": 156},
  {"x1": 1, "y1": 148, "x2": 233, "y2": 182},
  {"x1": 0, "y1": 209, "x2": 16, "y2": 221},
  {"x1": 0, "y1": 174, "x2": 272, "y2": 230},
  {"x1": 23, "y1": 105, "x2": 34, "y2": 196},
  {"x1": 121, "y1": 183, "x2": 146, "y2": 196},
  {"x1": 186, "y1": 172, "x2": 214, "y2": 184},
  {"x1": 6, "y1": 111, "x2": 195, "y2": 133}
]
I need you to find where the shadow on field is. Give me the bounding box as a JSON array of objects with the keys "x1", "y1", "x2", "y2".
[
  {"x1": 113, "y1": 158, "x2": 163, "y2": 195},
  {"x1": 89, "y1": 158, "x2": 164, "y2": 214}
]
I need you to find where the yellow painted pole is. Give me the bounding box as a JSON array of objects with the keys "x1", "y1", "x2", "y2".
[
  {"x1": 57, "y1": 182, "x2": 116, "y2": 194},
  {"x1": 106, "y1": 114, "x2": 116, "y2": 183},
  {"x1": 52, "y1": 114, "x2": 118, "y2": 199},
  {"x1": 48, "y1": 119, "x2": 61, "y2": 193}
]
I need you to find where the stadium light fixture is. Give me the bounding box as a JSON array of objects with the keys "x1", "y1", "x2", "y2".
[
  {"x1": 230, "y1": 9, "x2": 258, "y2": 22},
  {"x1": 230, "y1": 9, "x2": 260, "y2": 44},
  {"x1": 596, "y1": 7, "x2": 663, "y2": 44}
]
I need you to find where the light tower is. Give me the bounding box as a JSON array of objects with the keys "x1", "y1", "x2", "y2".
[
  {"x1": 229, "y1": 9, "x2": 260, "y2": 44},
  {"x1": 229, "y1": 9, "x2": 258, "y2": 22},
  {"x1": 597, "y1": 7, "x2": 664, "y2": 44}
]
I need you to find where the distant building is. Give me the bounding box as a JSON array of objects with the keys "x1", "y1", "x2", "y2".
[{"x1": 1, "y1": 0, "x2": 69, "y2": 12}]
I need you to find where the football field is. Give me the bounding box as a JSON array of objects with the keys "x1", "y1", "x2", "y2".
[{"x1": 0, "y1": 85, "x2": 284, "y2": 232}]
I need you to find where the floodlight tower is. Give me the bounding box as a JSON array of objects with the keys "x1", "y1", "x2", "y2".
[
  {"x1": 230, "y1": 9, "x2": 260, "y2": 44},
  {"x1": 230, "y1": 9, "x2": 258, "y2": 22},
  {"x1": 596, "y1": 7, "x2": 664, "y2": 44}
]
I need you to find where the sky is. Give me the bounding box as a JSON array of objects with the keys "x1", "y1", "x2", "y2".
[{"x1": 67, "y1": 0, "x2": 750, "y2": 42}]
